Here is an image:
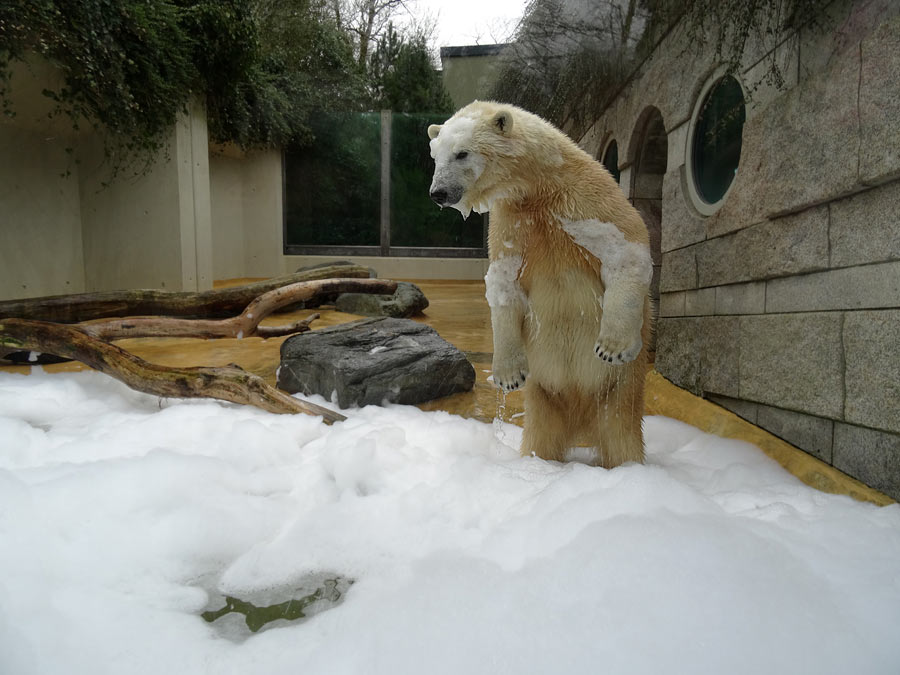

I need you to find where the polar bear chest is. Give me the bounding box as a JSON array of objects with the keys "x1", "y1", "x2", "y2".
[{"x1": 518, "y1": 238, "x2": 608, "y2": 391}]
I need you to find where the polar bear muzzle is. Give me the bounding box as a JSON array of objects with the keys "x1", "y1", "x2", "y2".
[{"x1": 430, "y1": 186, "x2": 463, "y2": 207}]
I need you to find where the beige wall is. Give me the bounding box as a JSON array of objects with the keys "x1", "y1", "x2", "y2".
[
  {"x1": 241, "y1": 151, "x2": 284, "y2": 278},
  {"x1": 209, "y1": 148, "x2": 284, "y2": 281},
  {"x1": 210, "y1": 154, "x2": 245, "y2": 280},
  {"x1": 0, "y1": 124, "x2": 86, "y2": 300},
  {"x1": 0, "y1": 56, "x2": 214, "y2": 299},
  {"x1": 78, "y1": 99, "x2": 212, "y2": 292},
  {"x1": 440, "y1": 46, "x2": 507, "y2": 110}
]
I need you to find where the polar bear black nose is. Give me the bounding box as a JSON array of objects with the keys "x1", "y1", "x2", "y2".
[{"x1": 430, "y1": 189, "x2": 449, "y2": 205}]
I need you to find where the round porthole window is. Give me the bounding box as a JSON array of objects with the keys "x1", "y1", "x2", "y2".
[
  {"x1": 602, "y1": 139, "x2": 620, "y2": 183},
  {"x1": 689, "y1": 73, "x2": 746, "y2": 213}
]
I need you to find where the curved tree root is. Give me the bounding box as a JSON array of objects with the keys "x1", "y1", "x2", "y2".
[{"x1": 0, "y1": 318, "x2": 347, "y2": 423}]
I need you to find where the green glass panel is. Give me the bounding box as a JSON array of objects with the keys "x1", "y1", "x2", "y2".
[
  {"x1": 692, "y1": 76, "x2": 746, "y2": 204},
  {"x1": 284, "y1": 112, "x2": 381, "y2": 247},
  {"x1": 389, "y1": 112, "x2": 485, "y2": 249}
]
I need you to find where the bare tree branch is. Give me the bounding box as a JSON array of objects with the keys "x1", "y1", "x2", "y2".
[
  {"x1": 0, "y1": 319, "x2": 347, "y2": 423},
  {"x1": 0, "y1": 264, "x2": 375, "y2": 323}
]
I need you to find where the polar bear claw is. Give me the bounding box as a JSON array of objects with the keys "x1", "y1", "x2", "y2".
[{"x1": 492, "y1": 352, "x2": 529, "y2": 392}]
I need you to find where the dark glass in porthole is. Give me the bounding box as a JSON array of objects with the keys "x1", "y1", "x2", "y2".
[
  {"x1": 602, "y1": 140, "x2": 620, "y2": 183},
  {"x1": 692, "y1": 75, "x2": 746, "y2": 204}
]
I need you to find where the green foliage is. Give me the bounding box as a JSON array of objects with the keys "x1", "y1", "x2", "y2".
[
  {"x1": 207, "y1": 0, "x2": 366, "y2": 149},
  {"x1": 491, "y1": 0, "x2": 829, "y2": 137},
  {"x1": 202, "y1": 578, "x2": 348, "y2": 633},
  {"x1": 367, "y1": 25, "x2": 453, "y2": 114},
  {"x1": 0, "y1": 0, "x2": 366, "y2": 173},
  {"x1": 0, "y1": 0, "x2": 197, "y2": 165}
]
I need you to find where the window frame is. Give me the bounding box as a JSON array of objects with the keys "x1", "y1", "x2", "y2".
[{"x1": 685, "y1": 69, "x2": 747, "y2": 216}]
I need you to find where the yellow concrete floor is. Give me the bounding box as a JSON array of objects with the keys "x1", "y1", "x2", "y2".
[{"x1": 1, "y1": 278, "x2": 891, "y2": 506}]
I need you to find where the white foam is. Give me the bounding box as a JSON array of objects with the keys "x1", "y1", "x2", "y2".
[
  {"x1": 561, "y1": 218, "x2": 652, "y2": 287},
  {"x1": 0, "y1": 370, "x2": 898, "y2": 674},
  {"x1": 484, "y1": 255, "x2": 526, "y2": 309}
]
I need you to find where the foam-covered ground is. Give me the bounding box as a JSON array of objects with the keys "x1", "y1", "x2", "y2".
[{"x1": 1, "y1": 369, "x2": 899, "y2": 674}]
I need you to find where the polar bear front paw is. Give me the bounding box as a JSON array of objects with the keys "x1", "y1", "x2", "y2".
[
  {"x1": 594, "y1": 330, "x2": 642, "y2": 365},
  {"x1": 492, "y1": 352, "x2": 529, "y2": 393}
]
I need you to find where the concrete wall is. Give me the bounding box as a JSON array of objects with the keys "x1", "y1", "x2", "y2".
[
  {"x1": 0, "y1": 59, "x2": 87, "y2": 300},
  {"x1": 584, "y1": 1, "x2": 900, "y2": 498},
  {"x1": 209, "y1": 147, "x2": 284, "y2": 280},
  {"x1": 0, "y1": 58, "x2": 214, "y2": 297},
  {"x1": 440, "y1": 45, "x2": 507, "y2": 109},
  {"x1": 0, "y1": 124, "x2": 86, "y2": 300},
  {"x1": 79, "y1": 99, "x2": 213, "y2": 292}
]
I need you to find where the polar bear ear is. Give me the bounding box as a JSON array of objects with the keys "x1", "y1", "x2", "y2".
[
  {"x1": 427, "y1": 124, "x2": 442, "y2": 139},
  {"x1": 491, "y1": 109, "x2": 513, "y2": 135}
]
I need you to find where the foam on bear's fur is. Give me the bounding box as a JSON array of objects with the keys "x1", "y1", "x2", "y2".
[{"x1": 484, "y1": 255, "x2": 526, "y2": 309}]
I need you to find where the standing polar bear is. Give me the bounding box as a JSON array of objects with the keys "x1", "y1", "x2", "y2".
[{"x1": 428, "y1": 101, "x2": 652, "y2": 468}]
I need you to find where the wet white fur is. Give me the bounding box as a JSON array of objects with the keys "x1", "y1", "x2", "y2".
[{"x1": 429, "y1": 114, "x2": 486, "y2": 217}]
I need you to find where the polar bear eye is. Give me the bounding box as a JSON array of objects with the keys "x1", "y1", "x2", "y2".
[{"x1": 455, "y1": 151, "x2": 469, "y2": 160}]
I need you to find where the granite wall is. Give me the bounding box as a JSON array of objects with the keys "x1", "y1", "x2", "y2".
[{"x1": 582, "y1": 1, "x2": 900, "y2": 499}]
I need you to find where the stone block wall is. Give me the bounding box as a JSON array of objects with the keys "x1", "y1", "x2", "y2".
[
  {"x1": 656, "y1": 13, "x2": 900, "y2": 499},
  {"x1": 583, "y1": 2, "x2": 900, "y2": 499}
]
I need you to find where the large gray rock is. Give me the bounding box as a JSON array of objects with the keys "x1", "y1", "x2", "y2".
[
  {"x1": 335, "y1": 281, "x2": 429, "y2": 318},
  {"x1": 277, "y1": 318, "x2": 475, "y2": 408}
]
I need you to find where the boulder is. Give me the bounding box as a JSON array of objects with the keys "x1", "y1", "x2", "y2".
[
  {"x1": 335, "y1": 281, "x2": 429, "y2": 318},
  {"x1": 277, "y1": 317, "x2": 475, "y2": 408}
]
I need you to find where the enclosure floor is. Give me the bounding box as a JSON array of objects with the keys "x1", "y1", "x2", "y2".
[{"x1": 2, "y1": 278, "x2": 890, "y2": 506}]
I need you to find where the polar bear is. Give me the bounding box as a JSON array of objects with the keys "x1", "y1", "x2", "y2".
[{"x1": 428, "y1": 101, "x2": 652, "y2": 468}]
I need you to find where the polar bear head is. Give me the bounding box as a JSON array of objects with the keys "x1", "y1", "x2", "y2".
[{"x1": 427, "y1": 101, "x2": 522, "y2": 217}]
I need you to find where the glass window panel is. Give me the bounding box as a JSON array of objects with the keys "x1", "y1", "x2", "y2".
[
  {"x1": 692, "y1": 75, "x2": 746, "y2": 204},
  {"x1": 284, "y1": 112, "x2": 381, "y2": 247},
  {"x1": 389, "y1": 112, "x2": 485, "y2": 249},
  {"x1": 602, "y1": 140, "x2": 620, "y2": 183}
]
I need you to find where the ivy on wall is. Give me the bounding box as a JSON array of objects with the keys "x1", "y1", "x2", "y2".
[
  {"x1": 491, "y1": 0, "x2": 829, "y2": 138},
  {"x1": 0, "y1": 0, "x2": 365, "y2": 173}
]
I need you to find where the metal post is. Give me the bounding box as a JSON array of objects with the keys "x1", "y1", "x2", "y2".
[{"x1": 380, "y1": 110, "x2": 392, "y2": 257}]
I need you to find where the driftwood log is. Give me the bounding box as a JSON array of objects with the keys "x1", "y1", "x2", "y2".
[
  {"x1": 0, "y1": 264, "x2": 373, "y2": 323},
  {"x1": 0, "y1": 318, "x2": 346, "y2": 422},
  {"x1": 77, "y1": 278, "x2": 396, "y2": 341},
  {"x1": 0, "y1": 277, "x2": 399, "y2": 423}
]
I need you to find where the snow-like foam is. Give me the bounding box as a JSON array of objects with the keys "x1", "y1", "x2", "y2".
[{"x1": 0, "y1": 369, "x2": 898, "y2": 674}]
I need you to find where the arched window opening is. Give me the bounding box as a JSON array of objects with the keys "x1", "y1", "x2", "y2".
[{"x1": 602, "y1": 140, "x2": 620, "y2": 183}]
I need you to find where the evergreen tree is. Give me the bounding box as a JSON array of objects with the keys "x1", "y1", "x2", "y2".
[{"x1": 367, "y1": 24, "x2": 452, "y2": 113}]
